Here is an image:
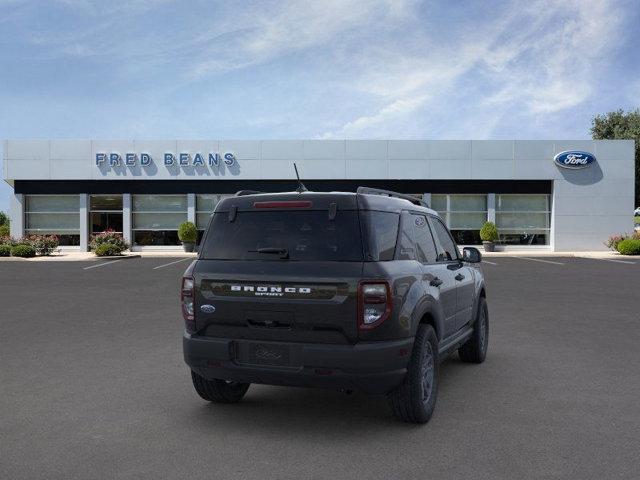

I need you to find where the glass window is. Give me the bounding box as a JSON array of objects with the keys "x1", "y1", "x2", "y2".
[
  {"x1": 412, "y1": 214, "x2": 438, "y2": 263},
  {"x1": 132, "y1": 195, "x2": 187, "y2": 246},
  {"x1": 196, "y1": 194, "x2": 231, "y2": 230},
  {"x1": 397, "y1": 214, "x2": 417, "y2": 261},
  {"x1": 496, "y1": 194, "x2": 550, "y2": 245},
  {"x1": 361, "y1": 211, "x2": 399, "y2": 261},
  {"x1": 25, "y1": 195, "x2": 80, "y2": 246},
  {"x1": 427, "y1": 194, "x2": 486, "y2": 245},
  {"x1": 200, "y1": 211, "x2": 363, "y2": 261},
  {"x1": 429, "y1": 217, "x2": 459, "y2": 262},
  {"x1": 90, "y1": 195, "x2": 122, "y2": 211}
]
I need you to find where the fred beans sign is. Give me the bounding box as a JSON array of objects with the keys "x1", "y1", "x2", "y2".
[{"x1": 95, "y1": 151, "x2": 236, "y2": 168}]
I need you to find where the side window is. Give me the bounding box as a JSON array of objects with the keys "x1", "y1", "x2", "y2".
[
  {"x1": 361, "y1": 211, "x2": 399, "y2": 261},
  {"x1": 412, "y1": 214, "x2": 438, "y2": 263},
  {"x1": 429, "y1": 217, "x2": 459, "y2": 262},
  {"x1": 397, "y1": 213, "x2": 416, "y2": 260}
]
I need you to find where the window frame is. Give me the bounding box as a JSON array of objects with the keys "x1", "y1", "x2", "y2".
[{"x1": 427, "y1": 214, "x2": 461, "y2": 263}]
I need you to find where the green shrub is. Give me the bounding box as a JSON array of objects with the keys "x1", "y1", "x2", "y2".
[
  {"x1": 635, "y1": 216, "x2": 640, "y2": 224},
  {"x1": 25, "y1": 234, "x2": 59, "y2": 255},
  {"x1": 94, "y1": 243, "x2": 125, "y2": 257},
  {"x1": 616, "y1": 238, "x2": 640, "y2": 255},
  {"x1": 479, "y1": 222, "x2": 499, "y2": 242},
  {"x1": 0, "y1": 211, "x2": 9, "y2": 226},
  {"x1": 0, "y1": 244, "x2": 11, "y2": 256},
  {"x1": 0, "y1": 224, "x2": 9, "y2": 237},
  {"x1": 178, "y1": 221, "x2": 198, "y2": 243},
  {"x1": 605, "y1": 234, "x2": 627, "y2": 251},
  {"x1": 90, "y1": 230, "x2": 129, "y2": 252},
  {"x1": 10, "y1": 244, "x2": 36, "y2": 258}
]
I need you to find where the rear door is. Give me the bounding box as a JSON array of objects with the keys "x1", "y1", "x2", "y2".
[
  {"x1": 428, "y1": 216, "x2": 475, "y2": 331},
  {"x1": 193, "y1": 204, "x2": 364, "y2": 345}
]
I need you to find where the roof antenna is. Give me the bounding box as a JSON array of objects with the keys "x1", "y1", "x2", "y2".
[{"x1": 293, "y1": 162, "x2": 308, "y2": 193}]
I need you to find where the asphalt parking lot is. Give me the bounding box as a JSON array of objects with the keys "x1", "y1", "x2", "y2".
[{"x1": 1, "y1": 256, "x2": 639, "y2": 479}]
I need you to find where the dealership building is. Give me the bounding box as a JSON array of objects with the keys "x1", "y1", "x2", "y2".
[{"x1": 2, "y1": 139, "x2": 635, "y2": 251}]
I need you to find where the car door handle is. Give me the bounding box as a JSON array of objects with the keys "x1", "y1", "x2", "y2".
[
  {"x1": 455, "y1": 273, "x2": 465, "y2": 281},
  {"x1": 429, "y1": 277, "x2": 443, "y2": 287}
]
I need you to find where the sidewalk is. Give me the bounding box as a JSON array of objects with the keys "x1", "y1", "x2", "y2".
[
  {"x1": 480, "y1": 249, "x2": 639, "y2": 259},
  {"x1": 1, "y1": 249, "x2": 637, "y2": 261}
]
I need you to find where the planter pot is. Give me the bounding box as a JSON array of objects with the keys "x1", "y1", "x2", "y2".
[
  {"x1": 182, "y1": 242, "x2": 195, "y2": 252},
  {"x1": 482, "y1": 241, "x2": 495, "y2": 252}
]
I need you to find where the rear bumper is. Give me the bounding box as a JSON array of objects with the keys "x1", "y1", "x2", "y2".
[{"x1": 183, "y1": 333, "x2": 413, "y2": 394}]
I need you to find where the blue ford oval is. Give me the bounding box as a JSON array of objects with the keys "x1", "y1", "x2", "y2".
[{"x1": 554, "y1": 150, "x2": 596, "y2": 169}]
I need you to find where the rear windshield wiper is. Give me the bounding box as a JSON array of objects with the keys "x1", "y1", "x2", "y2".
[{"x1": 249, "y1": 247, "x2": 290, "y2": 259}]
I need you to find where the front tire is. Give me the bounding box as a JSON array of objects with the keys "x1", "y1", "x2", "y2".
[
  {"x1": 387, "y1": 324, "x2": 439, "y2": 424},
  {"x1": 458, "y1": 296, "x2": 489, "y2": 363},
  {"x1": 191, "y1": 370, "x2": 250, "y2": 403}
]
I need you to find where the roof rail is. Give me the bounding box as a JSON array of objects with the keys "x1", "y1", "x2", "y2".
[
  {"x1": 235, "y1": 190, "x2": 263, "y2": 196},
  {"x1": 356, "y1": 186, "x2": 429, "y2": 208}
]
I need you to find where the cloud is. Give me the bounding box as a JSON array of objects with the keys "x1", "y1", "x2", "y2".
[{"x1": 323, "y1": 0, "x2": 625, "y2": 138}]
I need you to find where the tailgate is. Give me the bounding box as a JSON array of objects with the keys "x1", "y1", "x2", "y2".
[{"x1": 193, "y1": 260, "x2": 363, "y2": 344}]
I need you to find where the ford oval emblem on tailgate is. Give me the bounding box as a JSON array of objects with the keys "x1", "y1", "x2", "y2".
[{"x1": 200, "y1": 304, "x2": 216, "y2": 314}]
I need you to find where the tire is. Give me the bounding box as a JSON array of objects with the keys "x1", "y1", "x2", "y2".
[
  {"x1": 387, "y1": 324, "x2": 439, "y2": 424},
  {"x1": 458, "y1": 296, "x2": 489, "y2": 364},
  {"x1": 190, "y1": 370, "x2": 250, "y2": 403}
]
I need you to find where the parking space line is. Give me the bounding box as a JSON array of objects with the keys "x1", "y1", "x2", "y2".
[
  {"x1": 589, "y1": 257, "x2": 636, "y2": 265},
  {"x1": 516, "y1": 257, "x2": 565, "y2": 265},
  {"x1": 482, "y1": 260, "x2": 498, "y2": 265},
  {"x1": 83, "y1": 259, "x2": 123, "y2": 270},
  {"x1": 153, "y1": 258, "x2": 192, "y2": 270}
]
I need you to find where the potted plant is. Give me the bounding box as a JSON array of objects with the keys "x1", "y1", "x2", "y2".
[
  {"x1": 178, "y1": 221, "x2": 198, "y2": 252},
  {"x1": 480, "y1": 221, "x2": 499, "y2": 252}
]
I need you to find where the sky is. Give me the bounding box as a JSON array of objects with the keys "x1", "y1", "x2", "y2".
[{"x1": 1, "y1": 0, "x2": 639, "y2": 212}]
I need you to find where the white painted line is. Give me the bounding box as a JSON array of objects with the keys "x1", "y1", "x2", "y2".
[
  {"x1": 482, "y1": 260, "x2": 499, "y2": 265},
  {"x1": 516, "y1": 257, "x2": 565, "y2": 266},
  {"x1": 153, "y1": 257, "x2": 192, "y2": 270},
  {"x1": 589, "y1": 257, "x2": 636, "y2": 265},
  {"x1": 82, "y1": 259, "x2": 123, "y2": 270}
]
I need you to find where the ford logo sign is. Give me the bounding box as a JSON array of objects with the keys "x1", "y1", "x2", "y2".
[
  {"x1": 200, "y1": 304, "x2": 216, "y2": 314},
  {"x1": 554, "y1": 150, "x2": 595, "y2": 169}
]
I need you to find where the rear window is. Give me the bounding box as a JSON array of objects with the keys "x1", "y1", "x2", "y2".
[{"x1": 200, "y1": 211, "x2": 364, "y2": 261}]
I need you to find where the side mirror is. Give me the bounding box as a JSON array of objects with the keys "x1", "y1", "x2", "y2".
[{"x1": 462, "y1": 247, "x2": 482, "y2": 263}]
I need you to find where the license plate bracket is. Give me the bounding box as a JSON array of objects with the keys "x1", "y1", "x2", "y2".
[{"x1": 235, "y1": 342, "x2": 294, "y2": 367}]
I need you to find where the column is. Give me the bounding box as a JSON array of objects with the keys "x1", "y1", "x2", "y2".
[
  {"x1": 10, "y1": 193, "x2": 24, "y2": 239},
  {"x1": 79, "y1": 194, "x2": 89, "y2": 251},
  {"x1": 187, "y1": 193, "x2": 196, "y2": 224},
  {"x1": 487, "y1": 193, "x2": 496, "y2": 223},
  {"x1": 422, "y1": 193, "x2": 431, "y2": 208},
  {"x1": 123, "y1": 194, "x2": 132, "y2": 246}
]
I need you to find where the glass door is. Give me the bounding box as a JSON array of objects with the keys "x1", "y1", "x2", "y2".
[{"x1": 90, "y1": 195, "x2": 123, "y2": 235}]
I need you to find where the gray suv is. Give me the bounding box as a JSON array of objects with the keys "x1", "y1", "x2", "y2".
[{"x1": 182, "y1": 188, "x2": 488, "y2": 423}]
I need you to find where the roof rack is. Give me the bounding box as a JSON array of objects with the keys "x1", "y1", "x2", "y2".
[
  {"x1": 235, "y1": 190, "x2": 263, "y2": 196},
  {"x1": 356, "y1": 186, "x2": 429, "y2": 208}
]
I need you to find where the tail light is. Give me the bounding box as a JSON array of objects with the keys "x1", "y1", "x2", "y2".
[
  {"x1": 181, "y1": 276, "x2": 195, "y2": 331},
  {"x1": 358, "y1": 281, "x2": 392, "y2": 330}
]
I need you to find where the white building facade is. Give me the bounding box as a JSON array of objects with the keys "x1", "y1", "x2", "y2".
[{"x1": 2, "y1": 139, "x2": 635, "y2": 251}]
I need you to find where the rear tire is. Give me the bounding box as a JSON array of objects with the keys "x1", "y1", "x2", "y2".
[
  {"x1": 387, "y1": 324, "x2": 439, "y2": 424},
  {"x1": 190, "y1": 370, "x2": 250, "y2": 403},
  {"x1": 458, "y1": 297, "x2": 489, "y2": 364}
]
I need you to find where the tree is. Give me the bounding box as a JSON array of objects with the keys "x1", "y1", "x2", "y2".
[
  {"x1": 0, "y1": 211, "x2": 9, "y2": 226},
  {"x1": 590, "y1": 109, "x2": 640, "y2": 206}
]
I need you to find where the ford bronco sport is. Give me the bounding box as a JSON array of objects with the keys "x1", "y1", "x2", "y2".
[{"x1": 182, "y1": 187, "x2": 488, "y2": 423}]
